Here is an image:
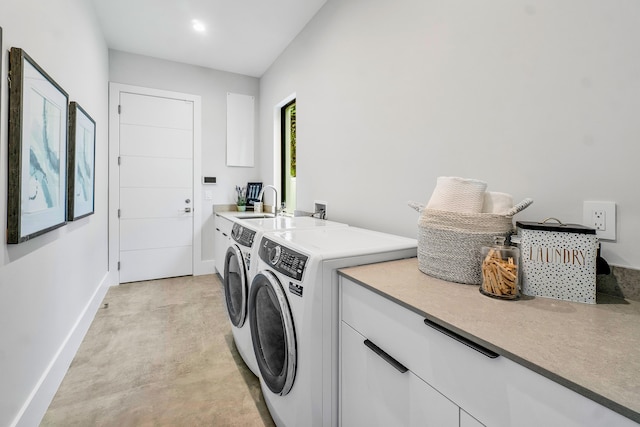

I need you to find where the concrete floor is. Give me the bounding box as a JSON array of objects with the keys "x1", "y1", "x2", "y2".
[{"x1": 42, "y1": 274, "x2": 275, "y2": 426}]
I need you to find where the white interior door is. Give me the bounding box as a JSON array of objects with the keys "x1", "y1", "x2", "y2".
[{"x1": 118, "y1": 92, "x2": 194, "y2": 283}]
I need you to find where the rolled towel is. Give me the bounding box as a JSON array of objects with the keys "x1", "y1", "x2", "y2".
[
  {"x1": 426, "y1": 176, "x2": 487, "y2": 213},
  {"x1": 482, "y1": 191, "x2": 514, "y2": 214}
]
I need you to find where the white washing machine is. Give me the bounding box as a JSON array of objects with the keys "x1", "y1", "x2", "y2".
[
  {"x1": 222, "y1": 216, "x2": 347, "y2": 376},
  {"x1": 248, "y1": 227, "x2": 417, "y2": 426}
]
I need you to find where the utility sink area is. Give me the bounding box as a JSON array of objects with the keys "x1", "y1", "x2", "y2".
[{"x1": 235, "y1": 214, "x2": 275, "y2": 219}]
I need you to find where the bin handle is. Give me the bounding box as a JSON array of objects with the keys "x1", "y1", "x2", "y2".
[
  {"x1": 407, "y1": 201, "x2": 425, "y2": 213},
  {"x1": 410, "y1": 198, "x2": 533, "y2": 216},
  {"x1": 540, "y1": 217, "x2": 564, "y2": 225},
  {"x1": 505, "y1": 198, "x2": 534, "y2": 216}
]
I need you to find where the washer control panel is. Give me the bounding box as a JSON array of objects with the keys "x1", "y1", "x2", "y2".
[
  {"x1": 259, "y1": 237, "x2": 308, "y2": 281},
  {"x1": 231, "y1": 223, "x2": 256, "y2": 247}
]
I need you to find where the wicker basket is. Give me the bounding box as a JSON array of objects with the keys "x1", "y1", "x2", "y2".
[{"x1": 408, "y1": 199, "x2": 533, "y2": 285}]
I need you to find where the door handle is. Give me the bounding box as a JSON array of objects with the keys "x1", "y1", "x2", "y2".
[{"x1": 180, "y1": 207, "x2": 192, "y2": 213}]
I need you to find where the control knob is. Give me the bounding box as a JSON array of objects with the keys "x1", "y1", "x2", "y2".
[
  {"x1": 232, "y1": 225, "x2": 243, "y2": 240},
  {"x1": 268, "y1": 245, "x2": 282, "y2": 265}
]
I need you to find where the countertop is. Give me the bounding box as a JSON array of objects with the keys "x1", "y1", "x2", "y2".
[{"x1": 338, "y1": 257, "x2": 640, "y2": 423}]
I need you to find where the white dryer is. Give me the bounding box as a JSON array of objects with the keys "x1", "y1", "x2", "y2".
[
  {"x1": 222, "y1": 216, "x2": 347, "y2": 377},
  {"x1": 248, "y1": 227, "x2": 417, "y2": 426}
]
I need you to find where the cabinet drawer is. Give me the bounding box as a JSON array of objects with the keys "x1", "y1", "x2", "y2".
[
  {"x1": 215, "y1": 214, "x2": 233, "y2": 235},
  {"x1": 460, "y1": 410, "x2": 485, "y2": 427},
  {"x1": 341, "y1": 278, "x2": 501, "y2": 423},
  {"x1": 340, "y1": 276, "x2": 637, "y2": 427},
  {"x1": 341, "y1": 321, "x2": 458, "y2": 427}
]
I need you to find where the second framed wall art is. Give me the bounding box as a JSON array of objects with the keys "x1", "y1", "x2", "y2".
[{"x1": 67, "y1": 102, "x2": 96, "y2": 221}]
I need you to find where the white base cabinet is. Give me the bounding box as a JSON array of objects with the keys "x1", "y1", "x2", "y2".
[
  {"x1": 341, "y1": 321, "x2": 459, "y2": 427},
  {"x1": 339, "y1": 276, "x2": 637, "y2": 427},
  {"x1": 213, "y1": 214, "x2": 233, "y2": 278},
  {"x1": 460, "y1": 410, "x2": 485, "y2": 427}
]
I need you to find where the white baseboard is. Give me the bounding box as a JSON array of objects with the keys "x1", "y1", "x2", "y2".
[
  {"x1": 12, "y1": 272, "x2": 111, "y2": 427},
  {"x1": 194, "y1": 259, "x2": 216, "y2": 276}
]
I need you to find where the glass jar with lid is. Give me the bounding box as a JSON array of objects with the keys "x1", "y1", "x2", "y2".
[{"x1": 480, "y1": 236, "x2": 520, "y2": 300}]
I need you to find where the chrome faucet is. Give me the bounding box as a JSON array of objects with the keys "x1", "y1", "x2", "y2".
[{"x1": 258, "y1": 185, "x2": 280, "y2": 215}]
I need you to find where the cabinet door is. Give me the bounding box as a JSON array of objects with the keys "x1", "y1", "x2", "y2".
[
  {"x1": 460, "y1": 409, "x2": 485, "y2": 427},
  {"x1": 214, "y1": 215, "x2": 232, "y2": 277},
  {"x1": 341, "y1": 277, "x2": 639, "y2": 427},
  {"x1": 410, "y1": 373, "x2": 459, "y2": 427},
  {"x1": 341, "y1": 322, "x2": 458, "y2": 427}
]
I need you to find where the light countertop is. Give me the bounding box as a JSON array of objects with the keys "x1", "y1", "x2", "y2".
[{"x1": 338, "y1": 257, "x2": 640, "y2": 423}]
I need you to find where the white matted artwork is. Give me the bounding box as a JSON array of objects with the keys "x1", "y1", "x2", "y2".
[
  {"x1": 226, "y1": 92, "x2": 255, "y2": 167},
  {"x1": 7, "y1": 47, "x2": 69, "y2": 243},
  {"x1": 67, "y1": 102, "x2": 96, "y2": 220}
]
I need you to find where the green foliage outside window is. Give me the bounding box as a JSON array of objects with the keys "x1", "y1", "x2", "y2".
[{"x1": 288, "y1": 103, "x2": 296, "y2": 177}]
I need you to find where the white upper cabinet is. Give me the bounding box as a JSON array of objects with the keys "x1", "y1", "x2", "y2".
[{"x1": 226, "y1": 92, "x2": 255, "y2": 167}]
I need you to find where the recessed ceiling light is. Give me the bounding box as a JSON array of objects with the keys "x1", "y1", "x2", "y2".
[{"x1": 192, "y1": 19, "x2": 206, "y2": 33}]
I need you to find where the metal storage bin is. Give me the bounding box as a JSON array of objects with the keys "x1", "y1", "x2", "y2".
[{"x1": 515, "y1": 219, "x2": 598, "y2": 304}]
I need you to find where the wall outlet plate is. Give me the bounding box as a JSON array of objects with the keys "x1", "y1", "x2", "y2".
[
  {"x1": 583, "y1": 201, "x2": 616, "y2": 240},
  {"x1": 314, "y1": 200, "x2": 327, "y2": 219}
]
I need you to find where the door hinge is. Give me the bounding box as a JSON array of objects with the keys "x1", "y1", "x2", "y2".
[
  {"x1": 118, "y1": 104, "x2": 121, "y2": 114},
  {"x1": 118, "y1": 156, "x2": 121, "y2": 165},
  {"x1": 118, "y1": 209, "x2": 121, "y2": 218},
  {"x1": 117, "y1": 261, "x2": 121, "y2": 271}
]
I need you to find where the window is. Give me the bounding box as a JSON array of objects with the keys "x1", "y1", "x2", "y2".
[{"x1": 280, "y1": 99, "x2": 296, "y2": 212}]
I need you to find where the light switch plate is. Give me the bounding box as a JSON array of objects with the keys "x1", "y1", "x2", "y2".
[{"x1": 583, "y1": 201, "x2": 616, "y2": 240}]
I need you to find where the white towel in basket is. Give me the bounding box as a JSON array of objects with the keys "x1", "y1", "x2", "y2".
[
  {"x1": 481, "y1": 191, "x2": 514, "y2": 214},
  {"x1": 426, "y1": 176, "x2": 487, "y2": 213}
]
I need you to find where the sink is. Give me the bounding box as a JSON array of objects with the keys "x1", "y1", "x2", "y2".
[{"x1": 235, "y1": 213, "x2": 275, "y2": 219}]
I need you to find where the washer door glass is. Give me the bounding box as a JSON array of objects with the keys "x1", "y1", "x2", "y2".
[
  {"x1": 223, "y1": 245, "x2": 247, "y2": 327},
  {"x1": 249, "y1": 270, "x2": 296, "y2": 396}
]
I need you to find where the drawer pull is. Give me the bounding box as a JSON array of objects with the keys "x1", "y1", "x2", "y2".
[
  {"x1": 363, "y1": 339, "x2": 408, "y2": 373},
  {"x1": 423, "y1": 318, "x2": 499, "y2": 359}
]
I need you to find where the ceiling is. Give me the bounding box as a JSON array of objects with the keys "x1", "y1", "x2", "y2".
[{"x1": 91, "y1": 0, "x2": 327, "y2": 78}]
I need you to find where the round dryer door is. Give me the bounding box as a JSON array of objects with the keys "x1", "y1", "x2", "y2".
[
  {"x1": 249, "y1": 270, "x2": 296, "y2": 396},
  {"x1": 223, "y1": 245, "x2": 248, "y2": 327}
]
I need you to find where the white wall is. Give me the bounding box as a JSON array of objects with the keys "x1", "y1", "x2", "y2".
[
  {"x1": 0, "y1": 1, "x2": 109, "y2": 425},
  {"x1": 260, "y1": 0, "x2": 640, "y2": 269},
  {"x1": 109, "y1": 50, "x2": 260, "y2": 264}
]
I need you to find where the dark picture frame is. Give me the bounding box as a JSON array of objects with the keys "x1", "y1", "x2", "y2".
[
  {"x1": 67, "y1": 102, "x2": 96, "y2": 220},
  {"x1": 7, "y1": 48, "x2": 69, "y2": 243},
  {"x1": 246, "y1": 182, "x2": 263, "y2": 207},
  {"x1": 0, "y1": 26, "x2": 3, "y2": 130}
]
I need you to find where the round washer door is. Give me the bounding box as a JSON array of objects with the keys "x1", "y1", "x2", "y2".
[
  {"x1": 249, "y1": 270, "x2": 296, "y2": 396},
  {"x1": 223, "y1": 245, "x2": 248, "y2": 327}
]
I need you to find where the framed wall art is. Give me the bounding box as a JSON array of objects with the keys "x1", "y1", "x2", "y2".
[
  {"x1": 67, "y1": 102, "x2": 96, "y2": 220},
  {"x1": 7, "y1": 47, "x2": 69, "y2": 243},
  {"x1": 246, "y1": 182, "x2": 263, "y2": 207},
  {"x1": 1, "y1": 27, "x2": 3, "y2": 137}
]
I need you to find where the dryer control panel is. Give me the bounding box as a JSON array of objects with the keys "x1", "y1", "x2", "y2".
[
  {"x1": 259, "y1": 237, "x2": 308, "y2": 281},
  {"x1": 231, "y1": 223, "x2": 256, "y2": 247}
]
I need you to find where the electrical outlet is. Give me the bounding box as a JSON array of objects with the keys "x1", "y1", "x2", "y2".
[
  {"x1": 314, "y1": 200, "x2": 327, "y2": 219},
  {"x1": 592, "y1": 210, "x2": 605, "y2": 230},
  {"x1": 583, "y1": 201, "x2": 616, "y2": 240}
]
